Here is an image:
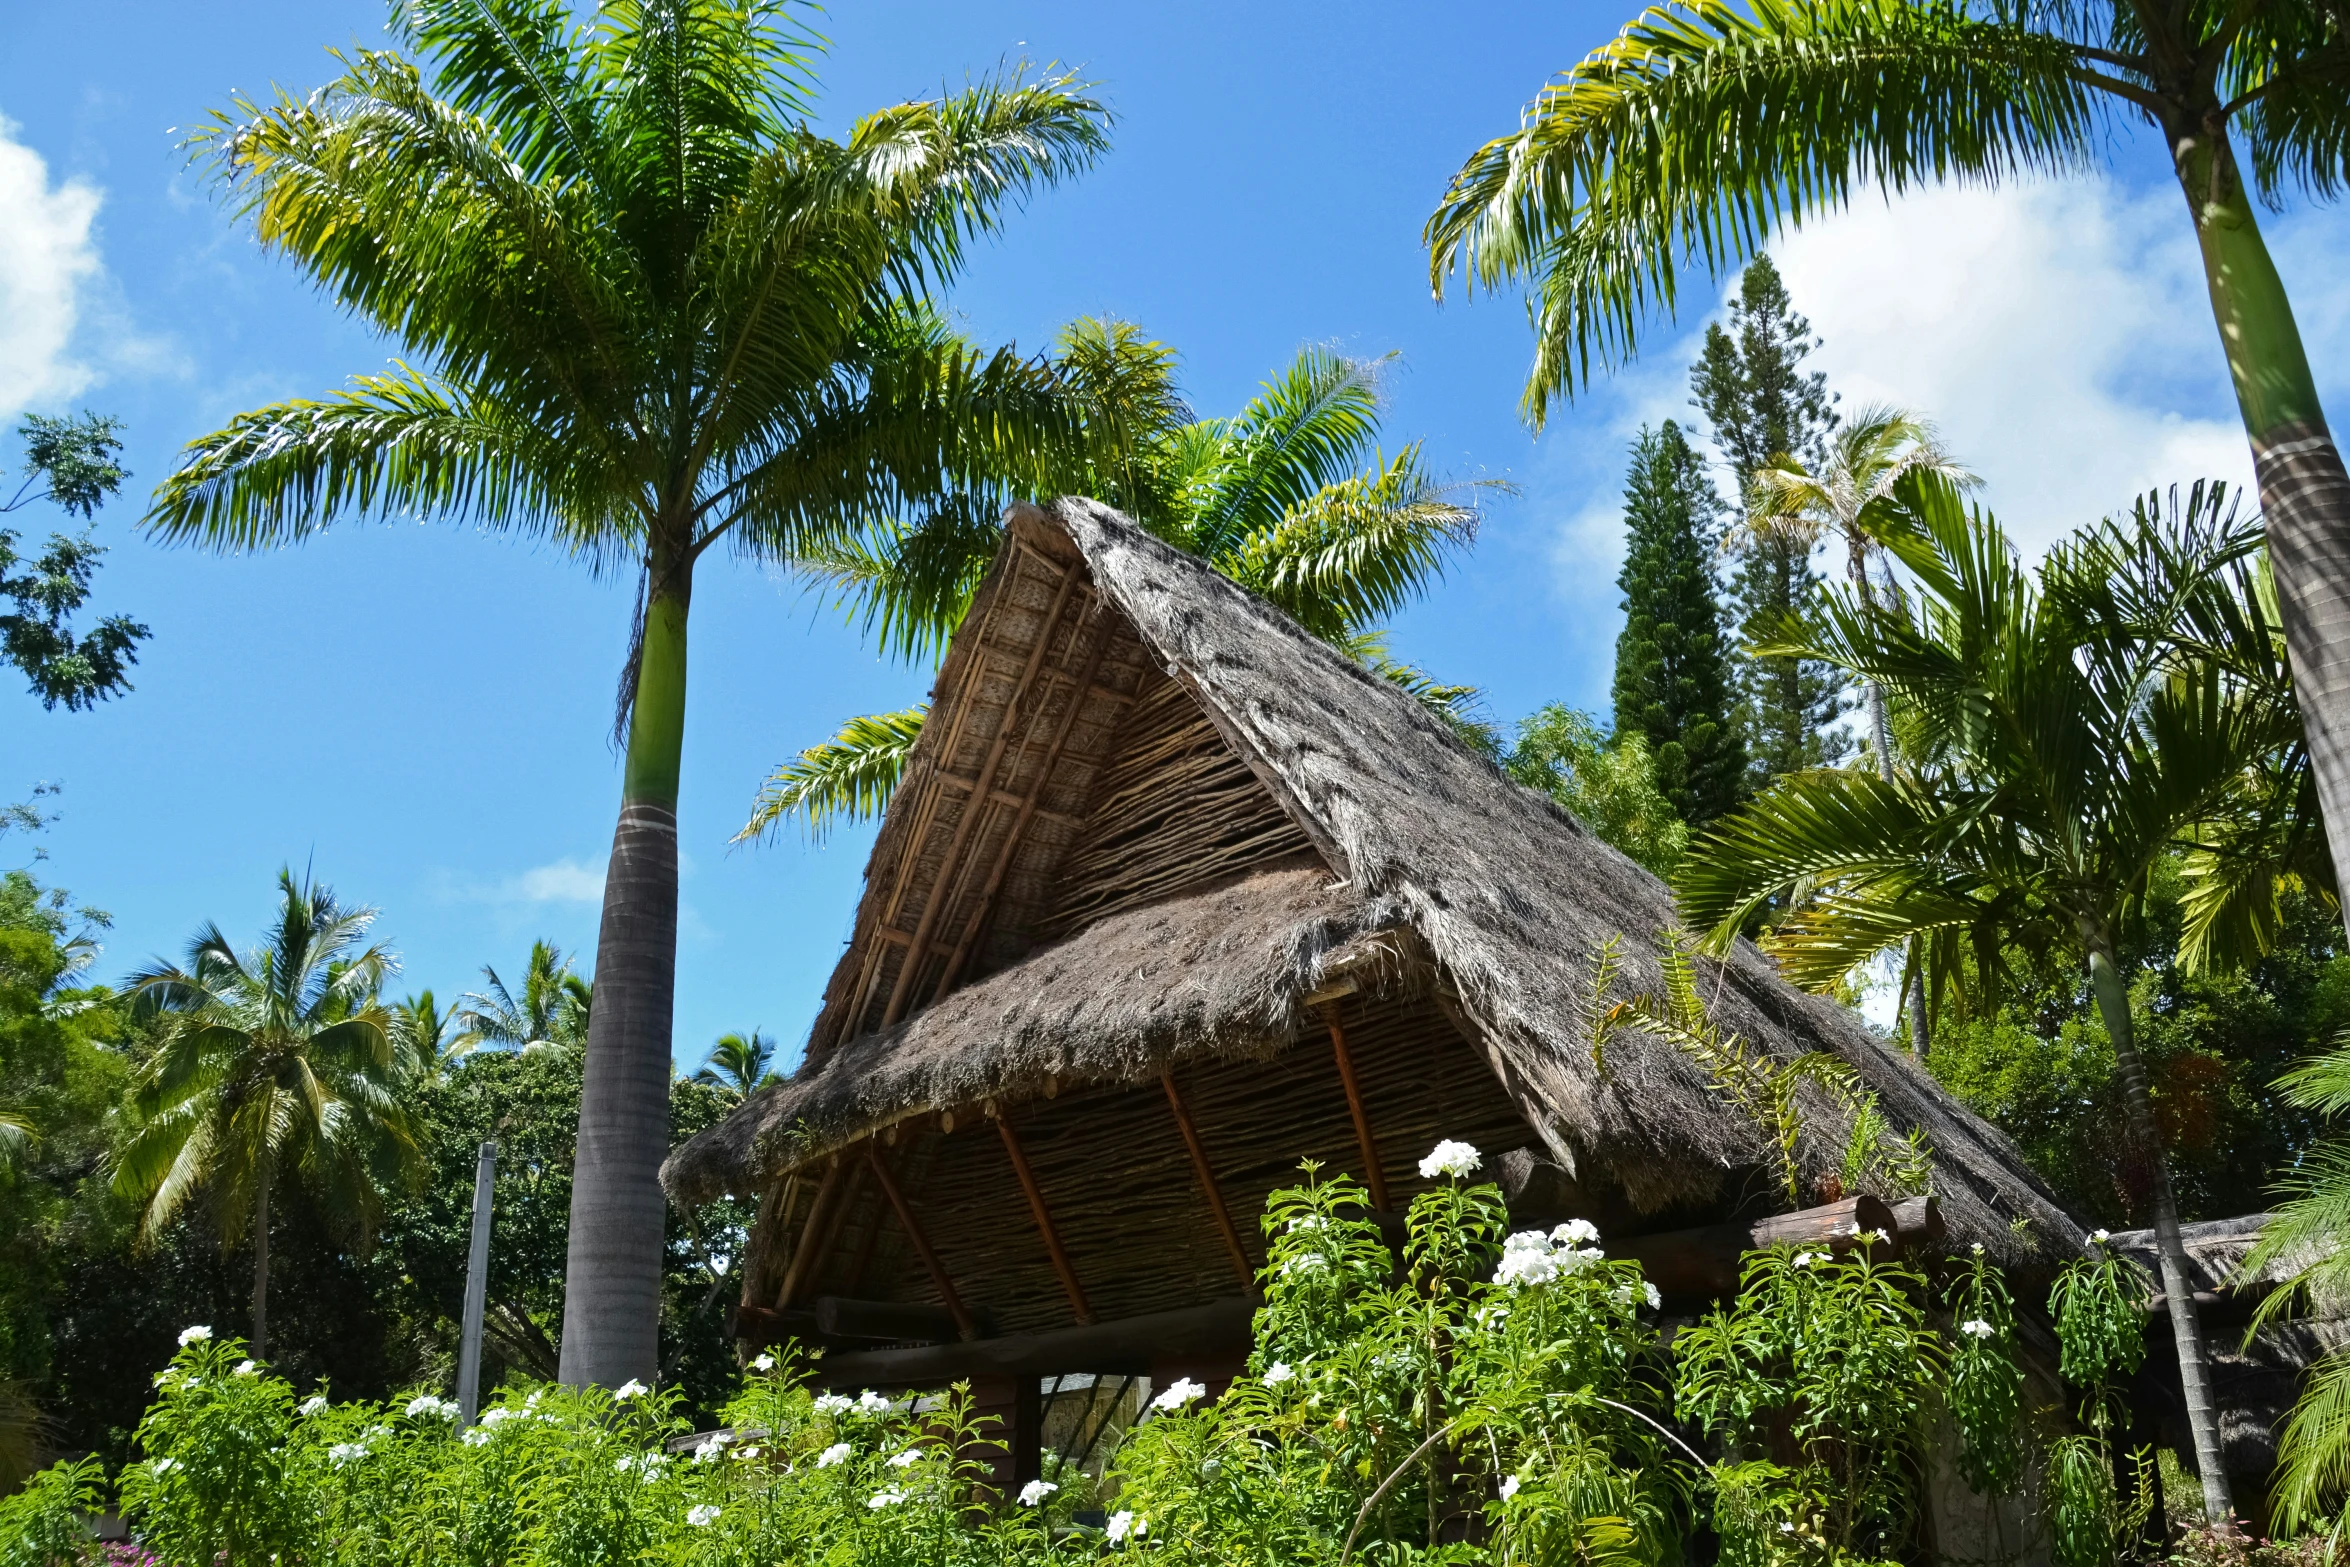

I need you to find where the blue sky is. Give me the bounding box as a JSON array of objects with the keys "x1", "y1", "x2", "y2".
[{"x1": 4, "y1": 1, "x2": 2345, "y2": 1071}]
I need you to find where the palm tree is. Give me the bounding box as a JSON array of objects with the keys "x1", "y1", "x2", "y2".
[
  {"x1": 693, "y1": 1030, "x2": 779, "y2": 1103},
  {"x1": 456, "y1": 941, "x2": 592, "y2": 1057},
  {"x1": 1425, "y1": 0, "x2": 2350, "y2": 999},
  {"x1": 115, "y1": 871, "x2": 421, "y2": 1360},
  {"x1": 1742, "y1": 405, "x2": 1974, "y2": 1053},
  {"x1": 143, "y1": 1, "x2": 1113, "y2": 1387},
  {"x1": 1674, "y1": 474, "x2": 2304, "y2": 1520},
  {"x1": 740, "y1": 331, "x2": 1505, "y2": 839},
  {"x1": 391, "y1": 989, "x2": 475, "y2": 1082}
]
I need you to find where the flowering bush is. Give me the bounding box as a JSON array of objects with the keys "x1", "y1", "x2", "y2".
[{"x1": 1, "y1": 1140, "x2": 2042, "y2": 1567}]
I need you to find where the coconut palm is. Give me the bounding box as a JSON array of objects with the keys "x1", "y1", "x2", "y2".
[
  {"x1": 143, "y1": 0, "x2": 1114, "y2": 1386},
  {"x1": 740, "y1": 331, "x2": 1505, "y2": 839},
  {"x1": 456, "y1": 941, "x2": 593, "y2": 1057},
  {"x1": 693, "y1": 1029, "x2": 779, "y2": 1103},
  {"x1": 115, "y1": 871, "x2": 421, "y2": 1360},
  {"x1": 391, "y1": 989, "x2": 475, "y2": 1082},
  {"x1": 1426, "y1": 1, "x2": 2350, "y2": 1035},
  {"x1": 1675, "y1": 473, "x2": 2304, "y2": 1519}
]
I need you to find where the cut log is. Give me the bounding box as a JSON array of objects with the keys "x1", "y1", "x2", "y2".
[
  {"x1": 1889, "y1": 1195, "x2": 1945, "y2": 1250},
  {"x1": 811, "y1": 1298, "x2": 1256, "y2": 1388},
  {"x1": 1614, "y1": 1194, "x2": 1900, "y2": 1302}
]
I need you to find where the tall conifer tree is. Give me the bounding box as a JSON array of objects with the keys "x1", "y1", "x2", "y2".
[
  {"x1": 1689, "y1": 256, "x2": 1850, "y2": 789},
  {"x1": 1610, "y1": 421, "x2": 1745, "y2": 830}
]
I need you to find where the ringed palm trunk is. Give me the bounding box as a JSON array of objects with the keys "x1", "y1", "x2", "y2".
[
  {"x1": 2178, "y1": 132, "x2": 2350, "y2": 929},
  {"x1": 251, "y1": 1176, "x2": 269, "y2": 1361},
  {"x1": 559, "y1": 554, "x2": 691, "y2": 1388},
  {"x1": 2084, "y1": 927, "x2": 2233, "y2": 1521},
  {"x1": 1847, "y1": 530, "x2": 1932, "y2": 1056}
]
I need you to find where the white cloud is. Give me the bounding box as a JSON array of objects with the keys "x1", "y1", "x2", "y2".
[
  {"x1": 0, "y1": 113, "x2": 103, "y2": 418},
  {"x1": 434, "y1": 857, "x2": 607, "y2": 906},
  {"x1": 1771, "y1": 178, "x2": 2257, "y2": 558}
]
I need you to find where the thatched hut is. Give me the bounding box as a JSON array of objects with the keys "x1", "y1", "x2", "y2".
[{"x1": 663, "y1": 496, "x2": 2082, "y2": 1473}]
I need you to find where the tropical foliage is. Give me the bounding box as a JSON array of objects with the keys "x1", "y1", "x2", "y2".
[{"x1": 1, "y1": 412, "x2": 145, "y2": 712}]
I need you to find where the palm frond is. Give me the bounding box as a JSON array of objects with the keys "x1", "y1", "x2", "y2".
[
  {"x1": 736, "y1": 704, "x2": 928, "y2": 844},
  {"x1": 1425, "y1": 0, "x2": 2097, "y2": 422}
]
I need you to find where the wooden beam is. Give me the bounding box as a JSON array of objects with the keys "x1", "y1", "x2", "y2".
[
  {"x1": 776, "y1": 1159, "x2": 846, "y2": 1308},
  {"x1": 865, "y1": 1142, "x2": 979, "y2": 1341},
  {"x1": 931, "y1": 612, "x2": 1119, "y2": 1001},
  {"x1": 813, "y1": 1295, "x2": 962, "y2": 1344},
  {"x1": 842, "y1": 1146, "x2": 896, "y2": 1294},
  {"x1": 812, "y1": 1298, "x2": 1255, "y2": 1387},
  {"x1": 793, "y1": 1158, "x2": 865, "y2": 1306},
  {"x1": 881, "y1": 566, "x2": 1085, "y2": 1026},
  {"x1": 1161, "y1": 1070, "x2": 1257, "y2": 1295},
  {"x1": 1612, "y1": 1194, "x2": 1900, "y2": 1301},
  {"x1": 996, "y1": 1111, "x2": 1093, "y2": 1324},
  {"x1": 1323, "y1": 1003, "x2": 1390, "y2": 1211}
]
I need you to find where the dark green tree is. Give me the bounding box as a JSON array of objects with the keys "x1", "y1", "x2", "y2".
[
  {"x1": 1610, "y1": 420, "x2": 1744, "y2": 829},
  {"x1": 1, "y1": 412, "x2": 147, "y2": 711},
  {"x1": 1688, "y1": 257, "x2": 1849, "y2": 787}
]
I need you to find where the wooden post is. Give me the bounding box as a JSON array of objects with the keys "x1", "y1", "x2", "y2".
[
  {"x1": 1323, "y1": 1003, "x2": 1390, "y2": 1211},
  {"x1": 1161, "y1": 1071, "x2": 1257, "y2": 1294},
  {"x1": 995, "y1": 1111, "x2": 1093, "y2": 1324},
  {"x1": 777, "y1": 1158, "x2": 846, "y2": 1308},
  {"x1": 866, "y1": 1142, "x2": 979, "y2": 1341},
  {"x1": 457, "y1": 1140, "x2": 497, "y2": 1423}
]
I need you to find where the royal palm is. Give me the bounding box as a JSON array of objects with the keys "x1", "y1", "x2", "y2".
[
  {"x1": 1676, "y1": 476, "x2": 2303, "y2": 1518},
  {"x1": 1428, "y1": 0, "x2": 2350, "y2": 1016},
  {"x1": 145, "y1": 1, "x2": 1110, "y2": 1385},
  {"x1": 116, "y1": 872, "x2": 419, "y2": 1360}
]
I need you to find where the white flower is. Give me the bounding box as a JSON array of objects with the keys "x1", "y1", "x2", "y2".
[
  {"x1": 1871, "y1": 1228, "x2": 1891, "y2": 1243},
  {"x1": 734, "y1": 1446, "x2": 763, "y2": 1462},
  {"x1": 1262, "y1": 1362, "x2": 1295, "y2": 1387},
  {"x1": 480, "y1": 1408, "x2": 513, "y2": 1427},
  {"x1": 178, "y1": 1325, "x2": 212, "y2": 1347},
  {"x1": 524, "y1": 1390, "x2": 544, "y2": 1409},
  {"x1": 1107, "y1": 1510, "x2": 1146, "y2": 1543},
  {"x1": 1643, "y1": 1282, "x2": 1662, "y2": 1309},
  {"x1": 1286, "y1": 1215, "x2": 1326, "y2": 1233},
  {"x1": 688, "y1": 1504, "x2": 722, "y2": 1528},
  {"x1": 150, "y1": 1458, "x2": 180, "y2": 1475},
  {"x1": 462, "y1": 1428, "x2": 492, "y2": 1447},
  {"x1": 2091, "y1": 1228, "x2": 2112, "y2": 1244},
  {"x1": 1018, "y1": 1479, "x2": 1059, "y2": 1506},
  {"x1": 614, "y1": 1379, "x2": 649, "y2": 1401},
  {"x1": 407, "y1": 1395, "x2": 459, "y2": 1419},
  {"x1": 1972, "y1": 1242, "x2": 1986, "y2": 1255},
  {"x1": 1792, "y1": 1251, "x2": 1821, "y2": 1268},
  {"x1": 857, "y1": 1389, "x2": 893, "y2": 1414},
  {"x1": 750, "y1": 1354, "x2": 776, "y2": 1372},
  {"x1": 1499, "y1": 1474, "x2": 1522, "y2": 1501},
  {"x1": 1779, "y1": 1522, "x2": 1796, "y2": 1534},
  {"x1": 232, "y1": 1360, "x2": 259, "y2": 1378},
  {"x1": 328, "y1": 1443, "x2": 369, "y2": 1467},
  {"x1": 867, "y1": 1489, "x2": 906, "y2": 1509},
  {"x1": 887, "y1": 1448, "x2": 922, "y2": 1469},
  {"x1": 367, "y1": 1425, "x2": 390, "y2": 1438},
  {"x1": 1960, "y1": 1318, "x2": 1996, "y2": 1339},
  {"x1": 299, "y1": 1395, "x2": 328, "y2": 1416},
  {"x1": 1552, "y1": 1218, "x2": 1601, "y2": 1246},
  {"x1": 813, "y1": 1393, "x2": 853, "y2": 1415},
  {"x1": 1418, "y1": 1139, "x2": 1482, "y2": 1179},
  {"x1": 1280, "y1": 1252, "x2": 1327, "y2": 1276},
  {"x1": 1151, "y1": 1376, "x2": 1207, "y2": 1412},
  {"x1": 816, "y1": 1442, "x2": 853, "y2": 1469},
  {"x1": 1494, "y1": 1248, "x2": 1560, "y2": 1289}
]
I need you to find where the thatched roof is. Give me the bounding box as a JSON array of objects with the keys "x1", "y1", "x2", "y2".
[{"x1": 665, "y1": 498, "x2": 2081, "y2": 1260}]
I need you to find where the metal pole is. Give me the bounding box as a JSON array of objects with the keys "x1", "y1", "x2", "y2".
[{"x1": 457, "y1": 1140, "x2": 498, "y2": 1424}]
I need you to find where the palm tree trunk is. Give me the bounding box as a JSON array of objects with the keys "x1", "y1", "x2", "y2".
[
  {"x1": 2085, "y1": 932, "x2": 2232, "y2": 1523},
  {"x1": 2178, "y1": 133, "x2": 2350, "y2": 939},
  {"x1": 559, "y1": 569, "x2": 690, "y2": 1389},
  {"x1": 251, "y1": 1178, "x2": 269, "y2": 1361},
  {"x1": 1847, "y1": 531, "x2": 1932, "y2": 1055}
]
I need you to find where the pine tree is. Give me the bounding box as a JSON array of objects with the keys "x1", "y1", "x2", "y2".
[
  {"x1": 1689, "y1": 256, "x2": 1851, "y2": 789},
  {"x1": 1610, "y1": 421, "x2": 1745, "y2": 830}
]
